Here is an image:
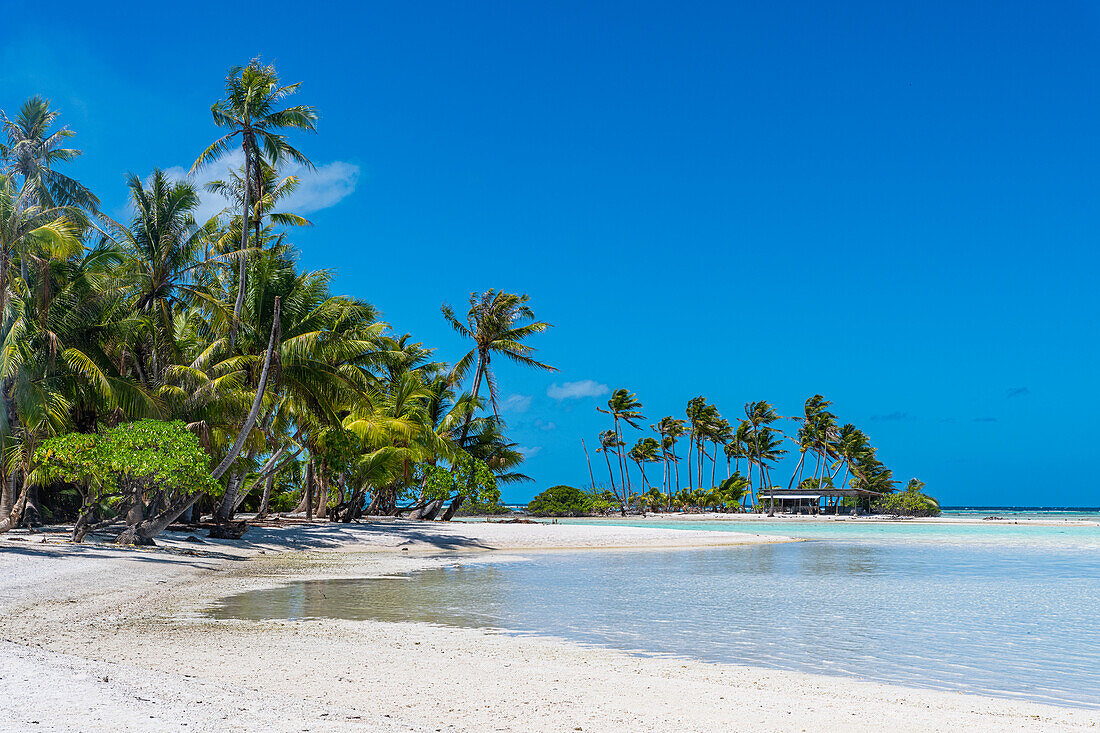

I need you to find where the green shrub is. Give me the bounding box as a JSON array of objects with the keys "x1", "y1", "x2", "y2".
[
  {"x1": 872, "y1": 478, "x2": 940, "y2": 517},
  {"x1": 527, "y1": 485, "x2": 591, "y2": 517}
]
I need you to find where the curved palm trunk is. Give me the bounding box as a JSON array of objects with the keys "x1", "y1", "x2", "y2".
[
  {"x1": 211, "y1": 297, "x2": 281, "y2": 481},
  {"x1": 256, "y1": 473, "x2": 275, "y2": 520},
  {"x1": 458, "y1": 354, "x2": 485, "y2": 446},
  {"x1": 116, "y1": 492, "x2": 203, "y2": 545},
  {"x1": 581, "y1": 438, "x2": 596, "y2": 489},
  {"x1": 788, "y1": 450, "x2": 806, "y2": 489},
  {"x1": 601, "y1": 449, "x2": 617, "y2": 492},
  {"x1": 443, "y1": 355, "x2": 486, "y2": 522},
  {"x1": 0, "y1": 473, "x2": 29, "y2": 534}
]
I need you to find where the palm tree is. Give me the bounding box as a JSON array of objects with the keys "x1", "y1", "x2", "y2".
[
  {"x1": 656, "y1": 416, "x2": 687, "y2": 495},
  {"x1": 99, "y1": 171, "x2": 221, "y2": 381},
  {"x1": 440, "y1": 290, "x2": 554, "y2": 518},
  {"x1": 743, "y1": 400, "x2": 782, "y2": 514},
  {"x1": 206, "y1": 155, "x2": 313, "y2": 246},
  {"x1": 191, "y1": 58, "x2": 318, "y2": 347},
  {"x1": 0, "y1": 239, "x2": 157, "y2": 529},
  {"x1": 629, "y1": 437, "x2": 661, "y2": 492},
  {"x1": 443, "y1": 290, "x2": 555, "y2": 439},
  {"x1": 1, "y1": 96, "x2": 99, "y2": 213},
  {"x1": 652, "y1": 416, "x2": 685, "y2": 496},
  {"x1": 596, "y1": 429, "x2": 622, "y2": 497},
  {"x1": 597, "y1": 388, "x2": 644, "y2": 506},
  {"x1": 684, "y1": 396, "x2": 707, "y2": 490},
  {"x1": 717, "y1": 472, "x2": 750, "y2": 513},
  {"x1": 804, "y1": 395, "x2": 837, "y2": 491},
  {"x1": 0, "y1": 174, "x2": 80, "y2": 324},
  {"x1": 709, "y1": 415, "x2": 731, "y2": 487}
]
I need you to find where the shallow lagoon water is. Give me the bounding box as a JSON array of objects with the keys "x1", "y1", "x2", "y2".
[{"x1": 210, "y1": 520, "x2": 1100, "y2": 709}]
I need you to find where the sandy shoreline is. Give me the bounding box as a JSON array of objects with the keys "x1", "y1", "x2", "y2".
[{"x1": 1, "y1": 520, "x2": 1095, "y2": 732}]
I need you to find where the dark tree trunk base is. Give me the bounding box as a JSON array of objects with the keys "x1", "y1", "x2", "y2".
[
  {"x1": 208, "y1": 521, "x2": 249, "y2": 539},
  {"x1": 440, "y1": 495, "x2": 465, "y2": 521},
  {"x1": 114, "y1": 527, "x2": 156, "y2": 546}
]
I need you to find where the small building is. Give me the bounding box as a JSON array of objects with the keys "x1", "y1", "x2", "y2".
[{"x1": 762, "y1": 488, "x2": 883, "y2": 515}]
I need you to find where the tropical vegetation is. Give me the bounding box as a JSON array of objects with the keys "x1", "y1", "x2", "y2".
[
  {"x1": 872, "y1": 478, "x2": 941, "y2": 517},
  {"x1": 589, "y1": 391, "x2": 933, "y2": 515},
  {"x1": 0, "y1": 60, "x2": 552, "y2": 543},
  {"x1": 527, "y1": 485, "x2": 590, "y2": 517}
]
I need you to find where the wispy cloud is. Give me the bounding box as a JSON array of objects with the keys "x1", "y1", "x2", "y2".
[
  {"x1": 1006, "y1": 387, "x2": 1030, "y2": 398},
  {"x1": 871, "y1": 411, "x2": 910, "y2": 422},
  {"x1": 973, "y1": 417, "x2": 999, "y2": 423},
  {"x1": 547, "y1": 380, "x2": 610, "y2": 401},
  {"x1": 533, "y1": 418, "x2": 557, "y2": 431},
  {"x1": 500, "y1": 394, "x2": 532, "y2": 414},
  {"x1": 518, "y1": 446, "x2": 542, "y2": 458},
  {"x1": 161, "y1": 150, "x2": 360, "y2": 224}
]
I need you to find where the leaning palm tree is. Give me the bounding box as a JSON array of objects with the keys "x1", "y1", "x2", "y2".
[
  {"x1": 440, "y1": 289, "x2": 555, "y2": 518},
  {"x1": 191, "y1": 58, "x2": 318, "y2": 347}
]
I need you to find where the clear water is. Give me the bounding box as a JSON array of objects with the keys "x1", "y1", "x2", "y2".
[
  {"x1": 553, "y1": 515, "x2": 1100, "y2": 550},
  {"x1": 210, "y1": 520, "x2": 1100, "y2": 709}
]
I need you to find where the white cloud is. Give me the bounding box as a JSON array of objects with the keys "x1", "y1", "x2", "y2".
[
  {"x1": 500, "y1": 394, "x2": 532, "y2": 413},
  {"x1": 161, "y1": 150, "x2": 360, "y2": 225},
  {"x1": 547, "y1": 380, "x2": 610, "y2": 401},
  {"x1": 282, "y1": 161, "x2": 360, "y2": 214},
  {"x1": 518, "y1": 446, "x2": 542, "y2": 458}
]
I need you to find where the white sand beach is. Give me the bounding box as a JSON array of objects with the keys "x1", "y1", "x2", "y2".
[{"x1": 1, "y1": 519, "x2": 1095, "y2": 732}]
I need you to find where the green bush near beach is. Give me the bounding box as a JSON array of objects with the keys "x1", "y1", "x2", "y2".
[
  {"x1": 872, "y1": 479, "x2": 941, "y2": 517},
  {"x1": 527, "y1": 485, "x2": 591, "y2": 516}
]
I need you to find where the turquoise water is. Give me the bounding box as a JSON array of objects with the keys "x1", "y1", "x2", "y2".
[
  {"x1": 212, "y1": 519, "x2": 1100, "y2": 709},
  {"x1": 554, "y1": 515, "x2": 1100, "y2": 549}
]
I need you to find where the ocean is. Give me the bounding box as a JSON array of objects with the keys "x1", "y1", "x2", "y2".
[{"x1": 210, "y1": 515, "x2": 1100, "y2": 709}]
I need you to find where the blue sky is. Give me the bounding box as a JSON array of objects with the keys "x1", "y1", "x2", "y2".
[{"x1": 3, "y1": 1, "x2": 1098, "y2": 505}]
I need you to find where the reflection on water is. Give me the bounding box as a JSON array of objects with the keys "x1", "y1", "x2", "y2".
[{"x1": 211, "y1": 539, "x2": 1100, "y2": 709}]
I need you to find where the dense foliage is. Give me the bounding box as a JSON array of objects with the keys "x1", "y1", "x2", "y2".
[
  {"x1": 873, "y1": 479, "x2": 941, "y2": 517},
  {"x1": 422, "y1": 456, "x2": 500, "y2": 508},
  {"x1": 35, "y1": 420, "x2": 217, "y2": 540},
  {"x1": 0, "y1": 60, "x2": 552, "y2": 542},
  {"x1": 527, "y1": 485, "x2": 591, "y2": 517}
]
